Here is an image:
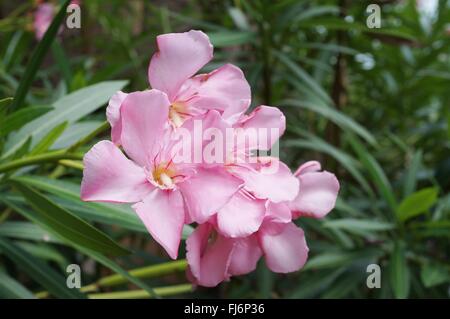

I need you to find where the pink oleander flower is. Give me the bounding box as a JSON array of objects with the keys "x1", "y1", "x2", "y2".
[
  {"x1": 106, "y1": 30, "x2": 251, "y2": 145},
  {"x1": 80, "y1": 90, "x2": 242, "y2": 259},
  {"x1": 33, "y1": 2, "x2": 55, "y2": 40},
  {"x1": 81, "y1": 29, "x2": 340, "y2": 288},
  {"x1": 186, "y1": 161, "x2": 339, "y2": 287}
]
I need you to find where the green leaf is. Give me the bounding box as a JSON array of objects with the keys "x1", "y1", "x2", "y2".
[
  {"x1": 0, "y1": 198, "x2": 158, "y2": 298},
  {"x1": 208, "y1": 31, "x2": 255, "y2": 47},
  {"x1": 403, "y1": 150, "x2": 422, "y2": 197},
  {"x1": 29, "y1": 121, "x2": 68, "y2": 155},
  {"x1": 297, "y1": 18, "x2": 416, "y2": 41},
  {"x1": 397, "y1": 187, "x2": 438, "y2": 222},
  {"x1": 74, "y1": 248, "x2": 158, "y2": 298},
  {"x1": 0, "y1": 237, "x2": 85, "y2": 299},
  {"x1": 9, "y1": 0, "x2": 71, "y2": 112},
  {"x1": 323, "y1": 219, "x2": 395, "y2": 233},
  {"x1": 51, "y1": 40, "x2": 72, "y2": 88},
  {"x1": 283, "y1": 99, "x2": 376, "y2": 145},
  {"x1": 11, "y1": 181, "x2": 130, "y2": 257},
  {"x1": 284, "y1": 133, "x2": 374, "y2": 197},
  {"x1": 303, "y1": 249, "x2": 382, "y2": 271},
  {"x1": 16, "y1": 241, "x2": 68, "y2": 268},
  {"x1": 11, "y1": 176, "x2": 194, "y2": 239},
  {"x1": 52, "y1": 121, "x2": 103, "y2": 149},
  {"x1": 420, "y1": 263, "x2": 449, "y2": 288},
  {"x1": 0, "y1": 221, "x2": 61, "y2": 243},
  {"x1": 3, "y1": 80, "x2": 128, "y2": 158},
  {"x1": 274, "y1": 50, "x2": 332, "y2": 104},
  {"x1": 289, "y1": 268, "x2": 344, "y2": 298},
  {"x1": 0, "y1": 270, "x2": 36, "y2": 299},
  {"x1": 0, "y1": 106, "x2": 53, "y2": 138},
  {"x1": 0, "y1": 97, "x2": 13, "y2": 111},
  {"x1": 390, "y1": 241, "x2": 410, "y2": 299},
  {"x1": 347, "y1": 134, "x2": 398, "y2": 213}
]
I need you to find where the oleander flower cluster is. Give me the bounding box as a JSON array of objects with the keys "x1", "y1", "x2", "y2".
[{"x1": 80, "y1": 30, "x2": 340, "y2": 287}]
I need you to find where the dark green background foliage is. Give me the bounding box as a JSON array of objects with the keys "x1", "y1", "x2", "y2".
[{"x1": 0, "y1": 0, "x2": 449, "y2": 299}]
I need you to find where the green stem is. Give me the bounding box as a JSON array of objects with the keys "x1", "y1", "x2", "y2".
[
  {"x1": 96, "y1": 259, "x2": 188, "y2": 288},
  {"x1": 88, "y1": 284, "x2": 193, "y2": 299},
  {"x1": 0, "y1": 150, "x2": 83, "y2": 173},
  {"x1": 35, "y1": 260, "x2": 188, "y2": 298},
  {"x1": 58, "y1": 160, "x2": 84, "y2": 170}
]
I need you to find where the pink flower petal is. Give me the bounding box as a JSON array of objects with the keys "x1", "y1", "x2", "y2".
[
  {"x1": 260, "y1": 222, "x2": 309, "y2": 273},
  {"x1": 233, "y1": 158, "x2": 299, "y2": 203},
  {"x1": 186, "y1": 223, "x2": 235, "y2": 287},
  {"x1": 290, "y1": 171, "x2": 340, "y2": 219},
  {"x1": 178, "y1": 166, "x2": 243, "y2": 223},
  {"x1": 294, "y1": 160, "x2": 322, "y2": 176},
  {"x1": 237, "y1": 106, "x2": 286, "y2": 151},
  {"x1": 81, "y1": 141, "x2": 153, "y2": 203},
  {"x1": 34, "y1": 3, "x2": 54, "y2": 40},
  {"x1": 179, "y1": 64, "x2": 251, "y2": 121},
  {"x1": 265, "y1": 201, "x2": 292, "y2": 224},
  {"x1": 133, "y1": 189, "x2": 185, "y2": 259},
  {"x1": 229, "y1": 235, "x2": 262, "y2": 276},
  {"x1": 217, "y1": 191, "x2": 265, "y2": 238},
  {"x1": 106, "y1": 91, "x2": 128, "y2": 145},
  {"x1": 148, "y1": 30, "x2": 213, "y2": 101},
  {"x1": 120, "y1": 90, "x2": 170, "y2": 167}
]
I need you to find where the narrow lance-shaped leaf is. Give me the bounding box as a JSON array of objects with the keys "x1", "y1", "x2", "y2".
[
  {"x1": 9, "y1": 0, "x2": 71, "y2": 111},
  {"x1": 10, "y1": 175, "x2": 194, "y2": 238},
  {"x1": 11, "y1": 181, "x2": 130, "y2": 257},
  {"x1": 397, "y1": 187, "x2": 438, "y2": 222},
  {"x1": 3, "y1": 80, "x2": 128, "y2": 158},
  {"x1": 0, "y1": 106, "x2": 53, "y2": 138},
  {"x1": 0, "y1": 237, "x2": 85, "y2": 299},
  {"x1": 390, "y1": 241, "x2": 410, "y2": 299},
  {"x1": 347, "y1": 134, "x2": 398, "y2": 214},
  {"x1": 403, "y1": 150, "x2": 422, "y2": 197},
  {"x1": 0, "y1": 270, "x2": 36, "y2": 299},
  {"x1": 29, "y1": 121, "x2": 68, "y2": 155},
  {"x1": 0, "y1": 197, "x2": 158, "y2": 298}
]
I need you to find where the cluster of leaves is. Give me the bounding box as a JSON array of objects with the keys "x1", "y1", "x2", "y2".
[{"x1": 0, "y1": 0, "x2": 449, "y2": 298}]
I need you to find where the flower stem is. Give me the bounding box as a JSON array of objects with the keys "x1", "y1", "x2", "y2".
[
  {"x1": 95, "y1": 259, "x2": 188, "y2": 288},
  {"x1": 35, "y1": 260, "x2": 188, "y2": 298},
  {"x1": 88, "y1": 284, "x2": 193, "y2": 299},
  {"x1": 0, "y1": 150, "x2": 83, "y2": 173}
]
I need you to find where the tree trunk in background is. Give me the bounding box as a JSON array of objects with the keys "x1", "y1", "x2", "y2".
[{"x1": 326, "y1": 0, "x2": 348, "y2": 172}]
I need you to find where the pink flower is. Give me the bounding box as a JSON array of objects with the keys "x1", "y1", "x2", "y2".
[
  {"x1": 81, "y1": 90, "x2": 242, "y2": 259},
  {"x1": 186, "y1": 203, "x2": 308, "y2": 287},
  {"x1": 33, "y1": 3, "x2": 55, "y2": 40},
  {"x1": 289, "y1": 161, "x2": 340, "y2": 219},
  {"x1": 186, "y1": 161, "x2": 339, "y2": 287},
  {"x1": 81, "y1": 30, "x2": 341, "y2": 288},
  {"x1": 106, "y1": 30, "x2": 251, "y2": 145}
]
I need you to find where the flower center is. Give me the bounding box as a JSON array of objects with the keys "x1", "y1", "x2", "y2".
[
  {"x1": 169, "y1": 102, "x2": 189, "y2": 127},
  {"x1": 151, "y1": 163, "x2": 176, "y2": 189}
]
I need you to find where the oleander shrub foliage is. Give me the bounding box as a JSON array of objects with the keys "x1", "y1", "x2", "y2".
[{"x1": 0, "y1": 0, "x2": 449, "y2": 299}]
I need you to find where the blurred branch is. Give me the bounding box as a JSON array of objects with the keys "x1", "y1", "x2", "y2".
[
  {"x1": 88, "y1": 284, "x2": 192, "y2": 299},
  {"x1": 36, "y1": 260, "x2": 188, "y2": 298}
]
